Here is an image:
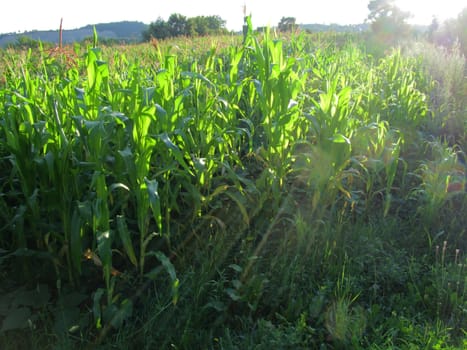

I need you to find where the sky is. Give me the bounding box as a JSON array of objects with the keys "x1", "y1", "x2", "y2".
[{"x1": 1, "y1": 0, "x2": 465, "y2": 34}]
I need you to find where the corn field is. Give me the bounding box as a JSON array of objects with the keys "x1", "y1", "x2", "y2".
[{"x1": 1, "y1": 19, "x2": 466, "y2": 348}]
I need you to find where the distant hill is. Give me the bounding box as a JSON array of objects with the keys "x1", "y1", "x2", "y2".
[
  {"x1": 0, "y1": 21, "x2": 149, "y2": 47},
  {"x1": 0, "y1": 21, "x2": 381, "y2": 48}
]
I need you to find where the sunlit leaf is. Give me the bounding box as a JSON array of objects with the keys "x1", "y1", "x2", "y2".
[{"x1": 116, "y1": 215, "x2": 137, "y2": 267}]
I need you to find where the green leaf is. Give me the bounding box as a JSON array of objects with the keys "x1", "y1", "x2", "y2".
[
  {"x1": 92, "y1": 288, "x2": 105, "y2": 329},
  {"x1": 109, "y1": 299, "x2": 133, "y2": 328},
  {"x1": 204, "y1": 301, "x2": 226, "y2": 312},
  {"x1": 330, "y1": 133, "x2": 350, "y2": 144},
  {"x1": 224, "y1": 190, "x2": 249, "y2": 225},
  {"x1": 1, "y1": 307, "x2": 31, "y2": 332},
  {"x1": 109, "y1": 183, "x2": 130, "y2": 193},
  {"x1": 77, "y1": 201, "x2": 93, "y2": 222},
  {"x1": 155, "y1": 104, "x2": 167, "y2": 117},
  {"x1": 144, "y1": 178, "x2": 162, "y2": 234},
  {"x1": 159, "y1": 132, "x2": 193, "y2": 175},
  {"x1": 92, "y1": 172, "x2": 110, "y2": 231},
  {"x1": 287, "y1": 99, "x2": 298, "y2": 109},
  {"x1": 97, "y1": 231, "x2": 112, "y2": 286},
  {"x1": 226, "y1": 288, "x2": 241, "y2": 301},
  {"x1": 229, "y1": 264, "x2": 243, "y2": 273},
  {"x1": 180, "y1": 71, "x2": 215, "y2": 89},
  {"x1": 93, "y1": 26, "x2": 98, "y2": 47},
  {"x1": 153, "y1": 251, "x2": 176, "y2": 281},
  {"x1": 204, "y1": 185, "x2": 229, "y2": 204},
  {"x1": 145, "y1": 251, "x2": 179, "y2": 304},
  {"x1": 142, "y1": 87, "x2": 156, "y2": 106},
  {"x1": 232, "y1": 279, "x2": 242, "y2": 289},
  {"x1": 74, "y1": 87, "x2": 85, "y2": 101},
  {"x1": 116, "y1": 215, "x2": 137, "y2": 267}
]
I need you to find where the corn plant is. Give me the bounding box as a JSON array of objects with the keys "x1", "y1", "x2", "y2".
[
  {"x1": 417, "y1": 141, "x2": 465, "y2": 224},
  {"x1": 240, "y1": 21, "x2": 309, "y2": 207}
]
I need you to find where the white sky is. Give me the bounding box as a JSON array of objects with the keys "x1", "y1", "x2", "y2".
[{"x1": 1, "y1": 0, "x2": 465, "y2": 34}]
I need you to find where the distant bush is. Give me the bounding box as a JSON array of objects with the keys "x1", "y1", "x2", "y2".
[{"x1": 7, "y1": 36, "x2": 40, "y2": 49}]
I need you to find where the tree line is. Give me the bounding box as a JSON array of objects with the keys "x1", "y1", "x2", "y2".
[{"x1": 142, "y1": 14, "x2": 228, "y2": 40}]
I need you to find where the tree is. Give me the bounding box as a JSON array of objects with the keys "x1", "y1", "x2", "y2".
[
  {"x1": 168, "y1": 14, "x2": 190, "y2": 37},
  {"x1": 189, "y1": 16, "x2": 227, "y2": 36},
  {"x1": 367, "y1": 0, "x2": 411, "y2": 44},
  {"x1": 278, "y1": 17, "x2": 296, "y2": 32},
  {"x1": 142, "y1": 18, "x2": 170, "y2": 41},
  {"x1": 143, "y1": 14, "x2": 227, "y2": 40},
  {"x1": 12, "y1": 36, "x2": 39, "y2": 49}
]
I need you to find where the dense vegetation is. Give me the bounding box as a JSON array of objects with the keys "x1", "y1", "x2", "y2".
[
  {"x1": 142, "y1": 14, "x2": 228, "y2": 41},
  {"x1": 0, "y1": 16, "x2": 466, "y2": 349}
]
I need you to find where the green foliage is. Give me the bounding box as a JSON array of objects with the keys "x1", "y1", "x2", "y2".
[
  {"x1": 142, "y1": 14, "x2": 228, "y2": 40},
  {"x1": 142, "y1": 17, "x2": 171, "y2": 41},
  {"x1": 188, "y1": 15, "x2": 228, "y2": 37},
  {"x1": 7, "y1": 36, "x2": 41, "y2": 50},
  {"x1": 0, "y1": 19, "x2": 466, "y2": 349}
]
